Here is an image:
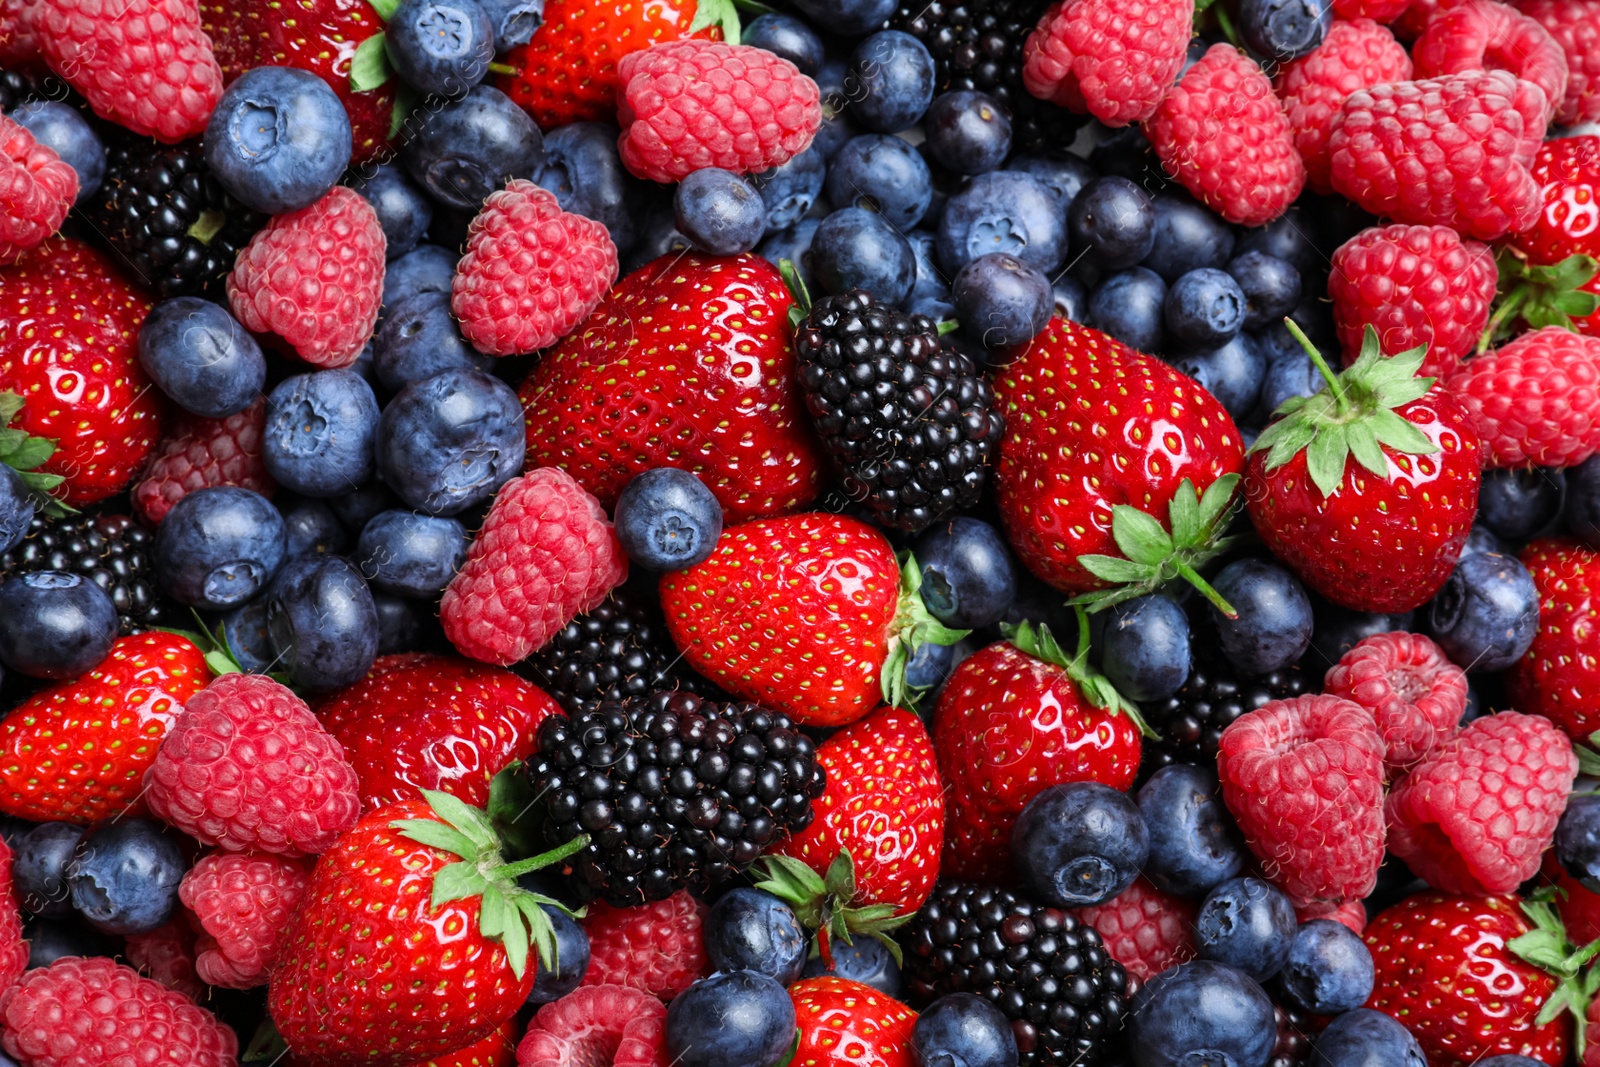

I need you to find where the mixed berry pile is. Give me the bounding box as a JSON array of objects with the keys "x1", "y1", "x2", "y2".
[{"x1": 0, "y1": 0, "x2": 1599, "y2": 1060}]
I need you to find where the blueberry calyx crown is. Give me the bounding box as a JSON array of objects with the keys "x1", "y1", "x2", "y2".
[
  {"x1": 1480, "y1": 249, "x2": 1600, "y2": 353},
  {"x1": 755, "y1": 850, "x2": 912, "y2": 966},
  {"x1": 1004, "y1": 613, "x2": 1154, "y2": 738},
  {"x1": 882, "y1": 551, "x2": 970, "y2": 711}
]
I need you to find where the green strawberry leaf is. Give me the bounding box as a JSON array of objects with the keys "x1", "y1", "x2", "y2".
[
  {"x1": 688, "y1": 0, "x2": 741, "y2": 44},
  {"x1": 755, "y1": 851, "x2": 914, "y2": 965},
  {"x1": 392, "y1": 818, "x2": 481, "y2": 860},
  {"x1": 0, "y1": 392, "x2": 67, "y2": 517},
  {"x1": 1003, "y1": 611, "x2": 1155, "y2": 738},
  {"x1": 389, "y1": 83, "x2": 421, "y2": 142},
  {"x1": 432, "y1": 861, "x2": 487, "y2": 908},
  {"x1": 773, "y1": 1028, "x2": 803, "y2": 1067},
  {"x1": 1509, "y1": 893, "x2": 1600, "y2": 1052},
  {"x1": 1480, "y1": 250, "x2": 1600, "y2": 352},
  {"x1": 487, "y1": 761, "x2": 542, "y2": 860},
  {"x1": 366, "y1": 0, "x2": 400, "y2": 18},
  {"x1": 880, "y1": 552, "x2": 970, "y2": 711},
  {"x1": 1579, "y1": 735, "x2": 1600, "y2": 778},
  {"x1": 350, "y1": 33, "x2": 394, "y2": 93}
]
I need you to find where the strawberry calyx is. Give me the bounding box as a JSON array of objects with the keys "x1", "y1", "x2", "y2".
[
  {"x1": 1479, "y1": 249, "x2": 1600, "y2": 354},
  {"x1": 882, "y1": 552, "x2": 970, "y2": 711},
  {"x1": 1251, "y1": 319, "x2": 1440, "y2": 500},
  {"x1": 755, "y1": 851, "x2": 912, "y2": 966},
  {"x1": 1002, "y1": 612, "x2": 1155, "y2": 737},
  {"x1": 0, "y1": 392, "x2": 68, "y2": 516},
  {"x1": 391, "y1": 788, "x2": 589, "y2": 980},
  {"x1": 687, "y1": 0, "x2": 741, "y2": 44},
  {"x1": 1508, "y1": 890, "x2": 1600, "y2": 1056}
]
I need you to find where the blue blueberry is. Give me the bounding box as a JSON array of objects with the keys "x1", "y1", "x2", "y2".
[
  {"x1": 800, "y1": 935, "x2": 901, "y2": 995},
  {"x1": 1166, "y1": 267, "x2": 1247, "y2": 347},
  {"x1": 665, "y1": 971, "x2": 797, "y2": 1067},
  {"x1": 382, "y1": 243, "x2": 458, "y2": 314},
  {"x1": 154, "y1": 487, "x2": 287, "y2": 609},
  {"x1": 1240, "y1": 0, "x2": 1332, "y2": 61},
  {"x1": 1171, "y1": 334, "x2": 1267, "y2": 421},
  {"x1": 903, "y1": 229, "x2": 953, "y2": 314},
  {"x1": 848, "y1": 31, "x2": 936, "y2": 133},
  {"x1": 752, "y1": 148, "x2": 826, "y2": 232},
  {"x1": 1255, "y1": 340, "x2": 1324, "y2": 418},
  {"x1": 386, "y1": 0, "x2": 495, "y2": 96},
  {"x1": 535, "y1": 122, "x2": 644, "y2": 254},
  {"x1": 791, "y1": 0, "x2": 897, "y2": 35},
  {"x1": 1461, "y1": 523, "x2": 1506, "y2": 559},
  {"x1": 0, "y1": 466, "x2": 34, "y2": 557},
  {"x1": 0, "y1": 572, "x2": 117, "y2": 680},
  {"x1": 706, "y1": 888, "x2": 808, "y2": 985},
  {"x1": 1012, "y1": 781, "x2": 1149, "y2": 908},
  {"x1": 348, "y1": 164, "x2": 434, "y2": 259},
  {"x1": 1310, "y1": 1008, "x2": 1426, "y2": 1067},
  {"x1": 1099, "y1": 594, "x2": 1191, "y2": 703},
  {"x1": 1209, "y1": 558, "x2": 1314, "y2": 675},
  {"x1": 1566, "y1": 454, "x2": 1600, "y2": 549},
  {"x1": 330, "y1": 481, "x2": 403, "y2": 535},
  {"x1": 1227, "y1": 251, "x2": 1302, "y2": 330},
  {"x1": 624, "y1": 210, "x2": 693, "y2": 274},
  {"x1": 937, "y1": 171, "x2": 1067, "y2": 275},
  {"x1": 374, "y1": 290, "x2": 492, "y2": 393},
  {"x1": 923, "y1": 90, "x2": 1010, "y2": 175},
  {"x1": 1234, "y1": 206, "x2": 1323, "y2": 279},
  {"x1": 67, "y1": 818, "x2": 185, "y2": 936},
  {"x1": 403, "y1": 85, "x2": 543, "y2": 211},
  {"x1": 744, "y1": 13, "x2": 825, "y2": 74},
  {"x1": 811, "y1": 206, "x2": 916, "y2": 306},
  {"x1": 1089, "y1": 267, "x2": 1167, "y2": 353},
  {"x1": 377, "y1": 368, "x2": 528, "y2": 515},
  {"x1": 476, "y1": 0, "x2": 544, "y2": 50},
  {"x1": 526, "y1": 905, "x2": 590, "y2": 1004},
  {"x1": 278, "y1": 492, "x2": 350, "y2": 559},
  {"x1": 614, "y1": 468, "x2": 724, "y2": 572},
  {"x1": 373, "y1": 592, "x2": 425, "y2": 654},
  {"x1": 263, "y1": 369, "x2": 381, "y2": 498},
  {"x1": 1129, "y1": 960, "x2": 1276, "y2": 1067},
  {"x1": 1008, "y1": 154, "x2": 1096, "y2": 214},
  {"x1": 13, "y1": 823, "x2": 86, "y2": 918},
  {"x1": 1478, "y1": 467, "x2": 1564, "y2": 542},
  {"x1": 26, "y1": 917, "x2": 113, "y2": 969},
  {"x1": 1087, "y1": 125, "x2": 1166, "y2": 188},
  {"x1": 1281, "y1": 919, "x2": 1374, "y2": 1014},
  {"x1": 137, "y1": 297, "x2": 265, "y2": 419},
  {"x1": 222, "y1": 599, "x2": 279, "y2": 673},
  {"x1": 910, "y1": 993, "x2": 1018, "y2": 1067},
  {"x1": 1427, "y1": 551, "x2": 1540, "y2": 673},
  {"x1": 675, "y1": 168, "x2": 766, "y2": 256},
  {"x1": 915, "y1": 517, "x2": 1016, "y2": 628},
  {"x1": 1138, "y1": 764, "x2": 1247, "y2": 899},
  {"x1": 1142, "y1": 193, "x2": 1236, "y2": 282},
  {"x1": 1195, "y1": 876, "x2": 1296, "y2": 982},
  {"x1": 904, "y1": 638, "x2": 957, "y2": 693},
  {"x1": 1474, "y1": 1058, "x2": 1549, "y2": 1067},
  {"x1": 9, "y1": 101, "x2": 104, "y2": 202},
  {"x1": 204, "y1": 66, "x2": 353, "y2": 215},
  {"x1": 758, "y1": 216, "x2": 823, "y2": 293},
  {"x1": 952, "y1": 252, "x2": 1051, "y2": 348},
  {"x1": 358, "y1": 510, "x2": 470, "y2": 598},
  {"x1": 812, "y1": 59, "x2": 862, "y2": 163},
  {"x1": 1306, "y1": 600, "x2": 1413, "y2": 672},
  {"x1": 1052, "y1": 274, "x2": 1089, "y2": 323},
  {"x1": 1069, "y1": 176, "x2": 1155, "y2": 270},
  {"x1": 825, "y1": 134, "x2": 932, "y2": 231},
  {"x1": 266, "y1": 555, "x2": 381, "y2": 692}
]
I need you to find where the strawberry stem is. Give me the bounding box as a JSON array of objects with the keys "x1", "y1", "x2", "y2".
[
  {"x1": 1174, "y1": 561, "x2": 1237, "y2": 619},
  {"x1": 1283, "y1": 318, "x2": 1347, "y2": 412}
]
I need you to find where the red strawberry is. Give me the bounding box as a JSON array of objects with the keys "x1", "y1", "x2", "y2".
[
  {"x1": 1245, "y1": 324, "x2": 1481, "y2": 613},
  {"x1": 520, "y1": 252, "x2": 825, "y2": 524},
  {"x1": 420, "y1": 1024, "x2": 516, "y2": 1067},
  {"x1": 788, "y1": 976, "x2": 918, "y2": 1067},
  {"x1": 1510, "y1": 537, "x2": 1600, "y2": 742},
  {"x1": 1497, "y1": 136, "x2": 1600, "y2": 341},
  {"x1": 0, "y1": 632, "x2": 211, "y2": 823}
]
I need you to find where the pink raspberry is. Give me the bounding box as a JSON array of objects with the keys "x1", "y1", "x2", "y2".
[
  {"x1": 1322, "y1": 631, "x2": 1468, "y2": 770},
  {"x1": 1327, "y1": 224, "x2": 1498, "y2": 378},
  {"x1": 516, "y1": 984, "x2": 667, "y2": 1067},
  {"x1": 226, "y1": 186, "x2": 385, "y2": 369},
  {"x1": 1331, "y1": 0, "x2": 1412, "y2": 21},
  {"x1": 1073, "y1": 877, "x2": 1196, "y2": 983},
  {"x1": 132, "y1": 396, "x2": 275, "y2": 524},
  {"x1": 1443, "y1": 325, "x2": 1600, "y2": 467},
  {"x1": 144, "y1": 672, "x2": 362, "y2": 856},
  {"x1": 1274, "y1": 19, "x2": 1413, "y2": 194},
  {"x1": 1020, "y1": 0, "x2": 1192, "y2": 127},
  {"x1": 1516, "y1": 0, "x2": 1600, "y2": 125},
  {"x1": 1413, "y1": 0, "x2": 1570, "y2": 126},
  {"x1": 179, "y1": 851, "x2": 311, "y2": 989},
  {"x1": 0, "y1": 838, "x2": 27, "y2": 996},
  {"x1": 31, "y1": 0, "x2": 222, "y2": 143},
  {"x1": 451, "y1": 180, "x2": 618, "y2": 356},
  {"x1": 441, "y1": 468, "x2": 629, "y2": 666},
  {"x1": 124, "y1": 920, "x2": 205, "y2": 1001},
  {"x1": 580, "y1": 890, "x2": 708, "y2": 1001},
  {"x1": 1386, "y1": 711, "x2": 1577, "y2": 895},
  {"x1": 0, "y1": 116, "x2": 75, "y2": 261},
  {"x1": 0, "y1": 957, "x2": 238, "y2": 1067},
  {"x1": 1144, "y1": 44, "x2": 1306, "y2": 226},
  {"x1": 0, "y1": 0, "x2": 40, "y2": 69},
  {"x1": 616, "y1": 39, "x2": 821, "y2": 183},
  {"x1": 1296, "y1": 898, "x2": 1368, "y2": 934},
  {"x1": 1327, "y1": 70, "x2": 1546, "y2": 240},
  {"x1": 1217, "y1": 694, "x2": 1387, "y2": 910}
]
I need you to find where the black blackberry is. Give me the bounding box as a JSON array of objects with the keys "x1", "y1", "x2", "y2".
[
  {"x1": 903, "y1": 881, "x2": 1129, "y2": 1065},
  {"x1": 1269, "y1": 1004, "x2": 1312, "y2": 1067},
  {"x1": 0, "y1": 513, "x2": 177, "y2": 634},
  {"x1": 794, "y1": 290, "x2": 1004, "y2": 534},
  {"x1": 1140, "y1": 652, "x2": 1312, "y2": 774},
  {"x1": 84, "y1": 136, "x2": 265, "y2": 299},
  {"x1": 0, "y1": 68, "x2": 33, "y2": 112},
  {"x1": 526, "y1": 690, "x2": 827, "y2": 907}
]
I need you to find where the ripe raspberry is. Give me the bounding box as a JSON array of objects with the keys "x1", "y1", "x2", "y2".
[
  {"x1": 1327, "y1": 70, "x2": 1546, "y2": 240},
  {"x1": 179, "y1": 851, "x2": 311, "y2": 989},
  {"x1": 31, "y1": 0, "x2": 222, "y2": 143},
  {"x1": 1322, "y1": 631, "x2": 1468, "y2": 770},
  {"x1": 451, "y1": 180, "x2": 618, "y2": 356},
  {"x1": 440, "y1": 468, "x2": 629, "y2": 666},
  {"x1": 1020, "y1": 0, "x2": 1191, "y2": 127},
  {"x1": 1217, "y1": 694, "x2": 1387, "y2": 910},
  {"x1": 615, "y1": 40, "x2": 821, "y2": 183},
  {"x1": 226, "y1": 186, "x2": 385, "y2": 369},
  {"x1": 1516, "y1": 0, "x2": 1600, "y2": 125},
  {"x1": 1387, "y1": 711, "x2": 1577, "y2": 895},
  {"x1": 124, "y1": 920, "x2": 205, "y2": 1001},
  {"x1": 516, "y1": 984, "x2": 667, "y2": 1067},
  {"x1": 1413, "y1": 0, "x2": 1570, "y2": 127},
  {"x1": 1509, "y1": 538, "x2": 1600, "y2": 741},
  {"x1": 1274, "y1": 19, "x2": 1413, "y2": 194},
  {"x1": 1327, "y1": 224, "x2": 1497, "y2": 377},
  {"x1": 132, "y1": 396, "x2": 275, "y2": 524},
  {"x1": 1296, "y1": 898, "x2": 1367, "y2": 934},
  {"x1": 0, "y1": 838, "x2": 27, "y2": 995},
  {"x1": 580, "y1": 890, "x2": 709, "y2": 1000},
  {"x1": 0, "y1": 957, "x2": 238, "y2": 1067},
  {"x1": 1073, "y1": 877, "x2": 1196, "y2": 983},
  {"x1": 0, "y1": 0, "x2": 40, "y2": 70},
  {"x1": 1144, "y1": 44, "x2": 1305, "y2": 226},
  {"x1": 144, "y1": 672, "x2": 362, "y2": 856},
  {"x1": 1331, "y1": 0, "x2": 1410, "y2": 21},
  {"x1": 1443, "y1": 326, "x2": 1600, "y2": 468},
  {"x1": 0, "y1": 116, "x2": 75, "y2": 261}
]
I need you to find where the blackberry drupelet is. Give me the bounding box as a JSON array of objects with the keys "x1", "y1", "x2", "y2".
[
  {"x1": 84, "y1": 135, "x2": 265, "y2": 298},
  {"x1": 795, "y1": 290, "x2": 1004, "y2": 534},
  {"x1": 0, "y1": 513, "x2": 176, "y2": 634},
  {"x1": 1270, "y1": 1004, "x2": 1312, "y2": 1067},
  {"x1": 1140, "y1": 650, "x2": 1311, "y2": 775},
  {"x1": 0, "y1": 68, "x2": 34, "y2": 111},
  {"x1": 527, "y1": 690, "x2": 827, "y2": 908},
  {"x1": 903, "y1": 880, "x2": 1129, "y2": 1065}
]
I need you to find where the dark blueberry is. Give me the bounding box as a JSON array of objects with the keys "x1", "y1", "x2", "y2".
[
  {"x1": 744, "y1": 13, "x2": 825, "y2": 74},
  {"x1": 1008, "y1": 154, "x2": 1097, "y2": 214},
  {"x1": 0, "y1": 572, "x2": 117, "y2": 679},
  {"x1": 266, "y1": 555, "x2": 380, "y2": 692},
  {"x1": 1310, "y1": 1008, "x2": 1426, "y2": 1067},
  {"x1": 1566, "y1": 454, "x2": 1600, "y2": 550},
  {"x1": 386, "y1": 0, "x2": 495, "y2": 96},
  {"x1": 25, "y1": 917, "x2": 113, "y2": 969},
  {"x1": 826, "y1": 133, "x2": 933, "y2": 231},
  {"x1": 382, "y1": 243, "x2": 458, "y2": 313},
  {"x1": 848, "y1": 30, "x2": 936, "y2": 132},
  {"x1": 1255, "y1": 340, "x2": 1324, "y2": 420},
  {"x1": 914, "y1": 516, "x2": 1015, "y2": 628},
  {"x1": 1427, "y1": 552, "x2": 1540, "y2": 673},
  {"x1": 1461, "y1": 523, "x2": 1506, "y2": 559},
  {"x1": 903, "y1": 229, "x2": 953, "y2": 316},
  {"x1": 1240, "y1": 0, "x2": 1332, "y2": 61},
  {"x1": 222, "y1": 599, "x2": 278, "y2": 673},
  {"x1": 403, "y1": 85, "x2": 543, "y2": 212},
  {"x1": 937, "y1": 171, "x2": 1067, "y2": 275},
  {"x1": 377, "y1": 368, "x2": 528, "y2": 515},
  {"x1": 623, "y1": 209, "x2": 694, "y2": 274},
  {"x1": 203, "y1": 66, "x2": 352, "y2": 215},
  {"x1": 0, "y1": 466, "x2": 34, "y2": 558},
  {"x1": 330, "y1": 482, "x2": 403, "y2": 534},
  {"x1": 792, "y1": 0, "x2": 898, "y2": 35},
  {"x1": 910, "y1": 993, "x2": 1018, "y2": 1067},
  {"x1": 613, "y1": 468, "x2": 724, "y2": 572},
  {"x1": 1129, "y1": 960, "x2": 1277, "y2": 1067},
  {"x1": 923, "y1": 90, "x2": 1010, "y2": 175},
  {"x1": 1234, "y1": 206, "x2": 1323, "y2": 280},
  {"x1": 674, "y1": 168, "x2": 766, "y2": 256},
  {"x1": 1138, "y1": 764, "x2": 1247, "y2": 898},
  {"x1": 1171, "y1": 334, "x2": 1267, "y2": 421},
  {"x1": 1089, "y1": 267, "x2": 1167, "y2": 353},
  {"x1": 1195, "y1": 876, "x2": 1296, "y2": 982},
  {"x1": 357, "y1": 509, "x2": 470, "y2": 598},
  {"x1": 758, "y1": 216, "x2": 823, "y2": 293},
  {"x1": 665, "y1": 971, "x2": 797, "y2": 1067},
  {"x1": 1226, "y1": 251, "x2": 1302, "y2": 330},
  {"x1": 1281, "y1": 919, "x2": 1374, "y2": 1015},
  {"x1": 279, "y1": 492, "x2": 350, "y2": 559},
  {"x1": 348, "y1": 164, "x2": 433, "y2": 259},
  {"x1": 1142, "y1": 193, "x2": 1236, "y2": 282},
  {"x1": 526, "y1": 904, "x2": 590, "y2": 1004},
  {"x1": 372, "y1": 591, "x2": 424, "y2": 654},
  {"x1": 374, "y1": 290, "x2": 492, "y2": 393},
  {"x1": 800, "y1": 934, "x2": 901, "y2": 995},
  {"x1": 1166, "y1": 267, "x2": 1247, "y2": 347},
  {"x1": 476, "y1": 0, "x2": 544, "y2": 50},
  {"x1": 905, "y1": 638, "x2": 957, "y2": 692},
  {"x1": 137, "y1": 296, "x2": 265, "y2": 419},
  {"x1": 1052, "y1": 274, "x2": 1089, "y2": 323},
  {"x1": 812, "y1": 58, "x2": 862, "y2": 163},
  {"x1": 1305, "y1": 599, "x2": 1413, "y2": 672},
  {"x1": 9, "y1": 101, "x2": 104, "y2": 202},
  {"x1": 811, "y1": 206, "x2": 916, "y2": 306},
  {"x1": 952, "y1": 252, "x2": 1051, "y2": 348},
  {"x1": 13, "y1": 823, "x2": 86, "y2": 917},
  {"x1": 1478, "y1": 467, "x2": 1564, "y2": 542},
  {"x1": 154, "y1": 487, "x2": 287, "y2": 609},
  {"x1": 534, "y1": 122, "x2": 643, "y2": 254},
  {"x1": 263, "y1": 369, "x2": 381, "y2": 498},
  {"x1": 1209, "y1": 558, "x2": 1314, "y2": 675},
  {"x1": 705, "y1": 888, "x2": 808, "y2": 985},
  {"x1": 1088, "y1": 124, "x2": 1167, "y2": 189},
  {"x1": 752, "y1": 147, "x2": 826, "y2": 232},
  {"x1": 1069, "y1": 176, "x2": 1155, "y2": 270},
  {"x1": 1012, "y1": 781, "x2": 1149, "y2": 907},
  {"x1": 67, "y1": 818, "x2": 185, "y2": 935},
  {"x1": 1099, "y1": 594, "x2": 1191, "y2": 702},
  {"x1": 1474, "y1": 1058, "x2": 1549, "y2": 1067}
]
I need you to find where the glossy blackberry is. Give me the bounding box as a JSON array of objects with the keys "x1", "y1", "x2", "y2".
[
  {"x1": 0, "y1": 68, "x2": 33, "y2": 111},
  {"x1": 903, "y1": 880, "x2": 1129, "y2": 1065},
  {"x1": 1269, "y1": 1004, "x2": 1312, "y2": 1067},
  {"x1": 84, "y1": 135, "x2": 265, "y2": 299},
  {"x1": 1140, "y1": 652, "x2": 1311, "y2": 774},
  {"x1": 527, "y1": 690, "x2": 827, "y2": 908},
  {"x1": 795, "y1": 290, "x2": 1004, "y2": 534},
  {"x1": 0, "y1": 513, "x2": 177, "y2": 634}
]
